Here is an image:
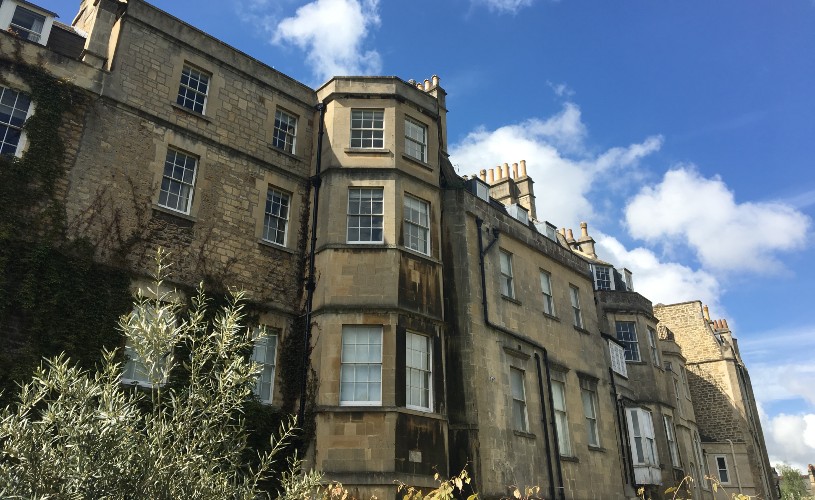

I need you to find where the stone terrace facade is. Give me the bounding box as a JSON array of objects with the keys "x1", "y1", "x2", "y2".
[{"x1": 0, "y1": 0, "x2": 777, "y2": 498}]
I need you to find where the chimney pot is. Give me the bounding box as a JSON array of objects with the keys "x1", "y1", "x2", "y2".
[
  {"x1": 512, "y1": 162, "x2": 519, "y2": 178},
  {"x1": 520, "y1": 159, "x2": 527, "y2": 177},
  {"x1": 503, "y1": 163, "x2": 510, "y2": 179},
  {"x1": 416, "y1": 83, "x2": 423, "y2": 90},
  {"x1": 480, "y1": 169, "x2": 487, "y2": 182},
  {"x1": 431, "y1": 75, "x2": 439, "y2": 87},
  {"x1": 580, "y1": 222, "x2": 588, "y2": 238},
  {"x1": 424, "y1": 79, "x2": 431, "y2": 91},
  {"x1": 489, "y1": 168, "x2": 495, "y2": 183},
  {"x1": 408, "y1": 79, "x2": 416, "y2": 85},
  {"x1": 566, "y1": 228, "x2": 575, "y2": 241},
  {"x1": 703, "y1": 305, "x2": 711, "y2": 321}
]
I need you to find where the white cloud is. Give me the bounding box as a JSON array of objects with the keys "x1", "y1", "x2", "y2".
[
  {"x1": 547, "y1": 81, "x2": 575, "y2": 99},
  {"x1": 625, "y1": 167, "x2": 811, "y2": 273},
  {"x1": 273, "y1": 0, "x2": 381, "y2": 83},
  {"x1": 594, "y1": 232, "x2": 722, "y2": 310},
  {"x1": 749, "y1": 361, "x2": 815, "y2": 407},
  {"x1": 761, "y1": 408, "x2": 815, "y2": 472},
  {"x1": 473, "y1": 0, "x2": 534, "y2": 14},
  {"x1": 450, "y1": 103, "x2": 662, "y2": 226}
]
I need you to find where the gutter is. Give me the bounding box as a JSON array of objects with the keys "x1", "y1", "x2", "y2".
[
  {"x1": 534, "y1": 353, "x2": 556, "y2": 500},
  {"x1": 475, "y1": 217, "x2": 564, "y2": 500},
  {"x1": 727, "y1": 439, "x2": 743, "y2": 494},
  {"x1": 298, "y1": 102, "x2": 326, "y2": 422}
]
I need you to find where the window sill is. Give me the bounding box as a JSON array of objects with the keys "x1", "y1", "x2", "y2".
[
  {"x1": 501, "y1": 295, "x2": 522, "y2": 305},
  {"x1": 543, "y1": 312, "x2": 560, "y2": 322},
  {"x1": 573, "y1": 326, "x2": 591, "y2": 335},
  {"x1": 513, "y1": 430, "x2": 536, "y2": 439},
  {"x1": 317, "y1": 405, "x2": 447, "y2": 420},
  {"x1": 344, "y1": 147, "x2": 391, "y2": 155},
  {"x1": 503, "y1": 345, "x2": 530, "y2": 360},
  {"x1": 560, "y1": 455, "x2": 579, "y2": 463},
  {"x1": 258, "y1": 238, "x2": 297, "y2": 254},
  {"x1": 268, "y1": 144, "x2": 304, "y2": 162},
  {"x1": 170, "y1": 102, "x2": 212, "y2": 123},
  {"x1": 588, "y1": 445, "x2": 606, "y2": 453},
  {"x1": 401, "y1": 153, "x2": 433, "y2": 171},
  {"x1": 625, "y1": 360, "x2": 647, "y2": 365},
  {"x1": 152, "y1": 204, "x2": 197, "y2": 223}
]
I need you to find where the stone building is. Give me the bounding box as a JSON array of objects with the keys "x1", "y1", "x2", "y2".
[
  {"x1": 0, "y1": 0, "x2": 776, "y2": 498},
  {"x1": 654, "y1": 302, "x2": 775, "y2": 499}
]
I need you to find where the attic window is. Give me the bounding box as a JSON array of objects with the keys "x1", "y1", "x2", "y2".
[{"x1": 10, "y1": 6, "x2": 46, "y2": 43}]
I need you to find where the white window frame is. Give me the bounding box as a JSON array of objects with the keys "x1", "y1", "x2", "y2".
[
  {"x1": 340, "y1": 325, "x2": 382, "y2": 406},
  {"x1": 350, "y1": 109, "x2": 384, "y2": 149},
  {"x1": 626, "y1": 407, "x2": 658, "y2": 466},
  {"x1": 263, "y1": 187, "x2": 290, "y2": 246},
  {"x1": 0, "y1": 85, "x2": 32, "y2": 157},
  {"x1": 647, "y1": 327, "x2": 660, "y2": 366},
  {"x1": 664, "y1": 415, "x2": 680, "y2": 467},
  {"x1": 510, "y1": 367, "x2": 529, "y2": 433},
  {"x1": 593, "y1": 265, "x2": 614, "y2": 291},
  {"x1": 609, "y1": 341, "x2": 628, "y2": 377},
  {"x1": 616, "y1": 321, "x2": 641, "y2": 362},
  {"x1": 540, "y1": 270, "x2": 555, "y2": 316},
  {"x1": 552, "y1": 379, "x2": 572, "y2": 456},
  {"x1": 176, "y1": 64, "x2": 210, "y2": 114},
  {"x1": 714, "y1": 455, "x2": 731, "y2": 485},
  {"x1": 273, "y1": 109, "x2": 297, "y2": 154},
  {"x1": 347, "y1": 187, "x2": 384, "y2": 243},
  {"x1": 251, "y1": 327, "x2": 278, "y2": 404},
  {"x1": 406, "y1": 331, "x2": 432, "y2": 412},
  {"x1": 404, "y1": 117, "x2": 427, "y2": 162},
  {"x1": 499, "y1": 250, "x2": 515, "y2": 299},
  {"x1": 403, "y1": 195, "x2": 430, "y2": 255},
  {"x1": 581, "y1": 381, "x2": 600, "y2": 447},
  {"x1": 9, "y1": 5, "x2": 46, "y2": 43},
  {"x1": 569, "y1": 285, "x2": 583, "y2": 329},
  {"x1": 158, "y1": 148, "x2": 198, "y2": 214}
]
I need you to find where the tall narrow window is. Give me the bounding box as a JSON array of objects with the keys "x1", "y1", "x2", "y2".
[
  {"x1": 510, "y1": 368, "x2": 529, "y2": 432},
  {"x1": 540, "y1": 271, "x2": 555, "y2": 316},
  {"x1": 627, "y1": 408, "x2": 657, "y2": 465},
  {"x1": 340, "y1": 326, "x2": 382, "y2": 405},
  {"x1": 499, "y1": 250, "x2": 515, "y2": 299},
  {"x1": 252, "y1": 328, "x2": 278, "y2": 404},
  {"x1": 272, "y1": 109, "x2": 297, "y2": 154},
  {"x1": 0, "y1": 86, "x2": 32, "y2": 156},
  {"x1": 263, "y1": 187, "x2": 290, "y2": 246},
  {"x1": 552, "y1": 379, "x2": 572, "y2": 455},
  {"x1": 176, "y1": 65, "x2": 210, "y2": 114},
  {"x1": 674, "y1": 378, "x2": 684, "y2": 418},
  {"x1": 570, "y1": 285, "x2": 583, "y2": 328},
  {"x1": 403, "y1": 195, "x2": 430, "y2": 255},
  {"x1": 681, "y1": 366, "x2": 692, "y2": 400},
  {"x1": 647, "y1": 327, "x2": 660, "y2": 366},
  {"x1": 664, "y1": 415, "x2": 680, "y2": 467},
  {"x1": 406, "y1": 332, "x2": 432, "y2": 411},
  {"x1": 158, "y1": 149, "x2": 198, "y2": 214},
  {"x1": 10, "y1": 6, "x2": 45, "y2": 43},
  {"x1": 404, "y1": 117, "x2": 427, "y2": 162},
  {"x1": 694, "y1": 431, "x2": 708, "y2": 489},
  {"x1": 714, "y1": 456, "x2": 730, "y2": 484},
  {"x1": 580, "y1": 379, "x2": 600, "y2": 447},
  {"x1": 350, "y1": 109, "x2": 384, "y2": 149},
  {"x1": 347, "y1": 188, "x2": 384, "y2": 243},
  {"x1": 616, "y1": 321, "x2": 640, "y2": 361}
]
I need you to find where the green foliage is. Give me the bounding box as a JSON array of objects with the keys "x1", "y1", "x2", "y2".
[
  {"x1": 0, "y1": 239, "x2": 133, "y2": 408},
  {"x1": 0, "y1": 49, "x2": 83, "y2": 240},
  {"x1": 0, "y1": 252, "x2": 320, "y2": 499},
  {"x1": 777, "y1": 464, "x2": 809, "y2": 500}
]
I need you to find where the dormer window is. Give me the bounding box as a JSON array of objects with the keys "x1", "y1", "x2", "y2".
[
  {"x1": 592, "y1": 265, "x2": 614, "y2": 291},
  {"x1": 10, "y1": 6, "x2": 45, "y2": 43},
  {"x1": 0, "y1": 1, "x2": 55, "y2": 45}
]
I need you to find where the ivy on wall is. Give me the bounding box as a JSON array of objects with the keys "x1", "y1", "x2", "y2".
[{"x1": 0, "y1": 48, "x2": 317, "y2": 476}]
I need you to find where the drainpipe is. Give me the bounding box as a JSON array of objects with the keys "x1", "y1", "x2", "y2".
[
  {"x1": 298, "y1": 102, "x2": 326, "y2": 422},
  {"x1": 534, "y1": 352, "x2": 556, "y2": 500},
  {"x1": 475, "y1": 217, "x2": 563, "y2": 498},
  {"x1": 609, "y1": 367, "x2": 634, "y2": 487},
  {"x1": 726, "y1": 439, "x2": 743, "y2": 494}
]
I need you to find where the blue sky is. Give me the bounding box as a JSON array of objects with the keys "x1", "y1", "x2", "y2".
[{"x1": 45, "y1": 0, "x2": 815, "y2": 469}]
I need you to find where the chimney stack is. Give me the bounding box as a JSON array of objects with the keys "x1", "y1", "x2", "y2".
[{"x1": 703, "y1": 305, "x2": 711, "y2": 322}]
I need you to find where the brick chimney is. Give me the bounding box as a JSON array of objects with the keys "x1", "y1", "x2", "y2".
[
  {"x1": 487, "y1": 159, "x2": 537, "y2": 221},
  {"x1": 576, "y1": 222, "x2": 597, "y2": 258}
]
